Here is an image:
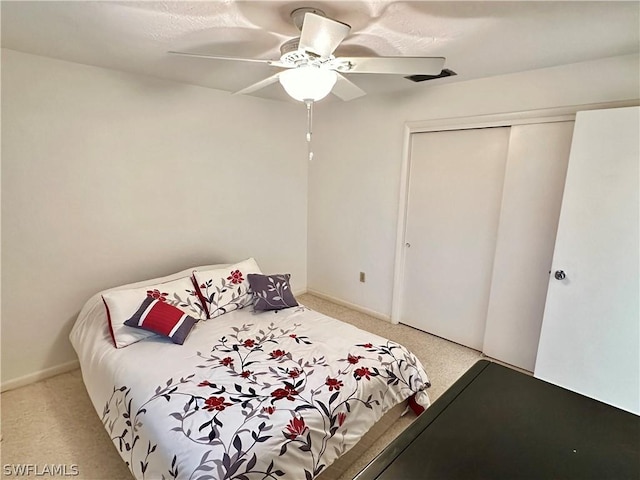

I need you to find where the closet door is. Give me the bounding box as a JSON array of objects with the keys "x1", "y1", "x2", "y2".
[
  {"x1": 400, "y1": 127, "x2": 510, "y2": 350},
  {"x1": 535, "y1": 107, "x2": 639, "y2": 414},
  {"x1": 482, "y1": 121, "x2": 575, "y2": 371}
]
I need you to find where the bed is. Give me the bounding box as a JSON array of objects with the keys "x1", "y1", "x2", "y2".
[{"x1": 69, "y1": 260, "x2": 431, "y2": 480}]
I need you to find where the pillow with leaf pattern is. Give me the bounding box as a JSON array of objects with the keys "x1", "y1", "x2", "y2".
[
  {"x1": 247, "y1": 273, "x2": 299, "y2": 311},
  {"x1": 192, "y1": 258, "x2": 262, "y2": 319}
]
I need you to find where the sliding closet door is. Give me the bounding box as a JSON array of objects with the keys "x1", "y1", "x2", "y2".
[
  {"x1": 400, "y1": 127, "x2": 510, "y2": 350},
  {"x1": 482, "y1": 121, "x2": 575, "y2": 371}
]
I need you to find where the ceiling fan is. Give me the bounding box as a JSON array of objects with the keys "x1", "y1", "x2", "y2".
[{"x1": 169, "y1": 7, "x2": 446, "y2": 103}]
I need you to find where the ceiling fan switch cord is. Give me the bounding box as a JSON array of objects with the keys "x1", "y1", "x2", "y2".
[{"x1": 305, "y1": 99, "x2": 314, "y2": 161}]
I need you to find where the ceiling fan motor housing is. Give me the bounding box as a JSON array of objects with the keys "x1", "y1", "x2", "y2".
[
  {"x1": 290, "y1": 7, "x2": 326, "y2": 31},
  {"x1": 280, "y1": 37, "x2": 331, "y2": 67},
  {"x1": 280, "y1": 38, "x2": 308, "y2": 66}
]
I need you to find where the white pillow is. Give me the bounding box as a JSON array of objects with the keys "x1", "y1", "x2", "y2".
[
  {"x1": 193, "y1": 258, "x2": 262, "y2": 319},
  {"x1": 102, "y1": 276, "x2": 205, "y2": 348}
]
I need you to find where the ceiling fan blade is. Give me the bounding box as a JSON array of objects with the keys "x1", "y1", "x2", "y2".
[
  {"x1": 299, "y1": 13, "x2": 351, "y2": 58},
  {"x1": 338, "y1": 56, "x2": 446, "y2": 75},
  {"x1": 234, "y1": 72, "x2": 282, "y2": 96},
  {"x1": 332, "y1": 73, "x2": 366, "y2": 101},
  {"x1": 168, "y1": 51, "x2": 283, "y2": 66}
]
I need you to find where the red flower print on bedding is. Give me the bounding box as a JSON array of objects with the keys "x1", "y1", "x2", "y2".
[
  {"x1": 347, "y1": 354, "x2": 363, "y2": 364},
  {"x1": 194, "y1": 264, "x2": 258, "y2": 319},
  {"x1": 284, "y1": 416, "x2": 308, "y2": 440},
  {"x1": 337, "y1": 412, "x2": 347, "y2": 427},
  {"x1": 227, "y1": 270, "x2": 244, "y2": 284},
  {"x1": 262, "y1": 406, "x2": 276, "y2": 415},
  {"x1": 271, "y1": 385, "x2": 298, "y2": 401},
  {"x1": 203, "y1": 396, "x2": 231, "y2": 412},
  {"x1": 354, "y1": 367, "x2": 372, "y2": 380},
  {"x1": 270, "y1": 349, "x2": 287, "y2": 360},
  {"x1": 220, "y1": 357, "x2": 234, "y2": 367},
  {"x1": 102, "y1": 324, "x2": 431, "y2": 480},
  {"x1": 146, "y1": 289, "x2": 168, "y2": 302},
  {"x1": 325, "y1": 377, "x2": 344, "y2": 391}
]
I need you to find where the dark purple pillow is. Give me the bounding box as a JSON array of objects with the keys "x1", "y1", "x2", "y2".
[{"x1": 247, "y1": 274, "x2": 298, "y2": 311}]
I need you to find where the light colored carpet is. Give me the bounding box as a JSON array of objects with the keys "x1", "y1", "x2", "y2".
[{"x1": 1, "y1": 293, "x2": 482, "y2": 479}]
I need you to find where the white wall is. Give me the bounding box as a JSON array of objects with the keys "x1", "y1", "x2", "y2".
[
  {"x1": 1, "y1": 49, "x2": 308, "y2": 387},
  {"x1": 3, "y1": 50, "x2": 639, "y2": 388},
  {"x1": 308, "y1": 54, "x2": 640, "y2": 318}
]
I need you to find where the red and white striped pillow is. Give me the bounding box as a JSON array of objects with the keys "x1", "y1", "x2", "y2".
[
  {"x1": 124, "y1": 297, "x2": 197, "y2": 345},
  {"x1": 102, "y1": 276, "x2": 205, "y2": 348}
]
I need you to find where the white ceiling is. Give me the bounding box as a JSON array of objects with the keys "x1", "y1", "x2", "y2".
[{"x1": 2, "y1": 1, "x2": 639, "y2": 102}]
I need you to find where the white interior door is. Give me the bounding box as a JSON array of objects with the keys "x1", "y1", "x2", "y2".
[
  {"x1": 535, "y1": 107, "x2": 639, "y2": 415},
  {"x1": 482, "y1": 121, "x2": 575, "y2": 371},
  {"x1": 400, "y1": 127, "x2": 510, "y2": 350}
]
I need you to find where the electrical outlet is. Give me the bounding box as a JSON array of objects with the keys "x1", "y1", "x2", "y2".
[{"x1": 359, "y1": 272, "x2": 366, "y2": 283}]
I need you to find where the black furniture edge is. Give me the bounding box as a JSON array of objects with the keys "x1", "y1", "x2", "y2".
[{"x1": 354, "y1": 359, "x2": 491, "y2": 480}]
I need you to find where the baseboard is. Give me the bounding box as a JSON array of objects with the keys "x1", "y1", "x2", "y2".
[
  {"x1": 293, "y1": 288, "x2": 307, "y2": 297},
  {"x1": 1, "y1": 359, "x2": 80, "y2": 393},
  {"x1": 305, "y1": 289, "x2": 391, "y2": 323},
  {"x1": 480, "y1": 353, "x2": 533, "y2": 376}
]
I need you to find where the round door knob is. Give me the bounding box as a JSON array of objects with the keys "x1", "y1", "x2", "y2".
[
  {"x1": 554, "y1": 270, "x2": 566, "y2": 280},
  {"x1": 405, "y1": 243, "x2": 411, "y2": 248}
]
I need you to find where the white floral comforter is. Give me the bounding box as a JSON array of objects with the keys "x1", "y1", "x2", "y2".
[{"x1": 70, "y1": 297, "x2": 430, "y2": 480}]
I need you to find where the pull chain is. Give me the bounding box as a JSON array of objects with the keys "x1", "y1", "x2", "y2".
[{"x1": 305, "y1": 99, "x2": 314, "y2": 161}]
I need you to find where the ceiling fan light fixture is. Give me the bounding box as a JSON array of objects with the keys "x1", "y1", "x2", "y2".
[{"x1": 279, "y1": 66, "x2": 337, "y2": 102}]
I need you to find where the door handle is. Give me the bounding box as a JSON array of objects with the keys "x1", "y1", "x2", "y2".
[
  {"x1": 405, "y1": 243, "x2": 411, "y2": 248},
  {"x1": 554, "y1": 270, "x2": 566, "y2": 280}
]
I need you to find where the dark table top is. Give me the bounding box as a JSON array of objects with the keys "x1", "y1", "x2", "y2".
[{"x1": 355, "y1": 360, "x2": 640, "y2": 480}]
